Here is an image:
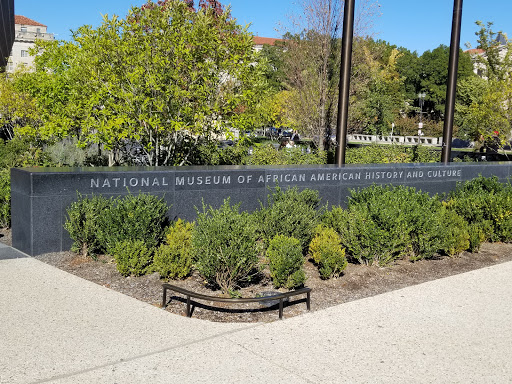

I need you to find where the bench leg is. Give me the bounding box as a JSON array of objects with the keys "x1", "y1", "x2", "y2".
[
  {"x1": 186, "y1": 296, "x2": 191, "y2": 317},
  {"x1": 162, "y1": 286, "x2": 167, "y2": 309},
  {"x1": 306, "y1": 291, "x2": 311, "y2": 311},
  {"x1": 279, "y1": 299, "x2": 284, "y2": 319}
]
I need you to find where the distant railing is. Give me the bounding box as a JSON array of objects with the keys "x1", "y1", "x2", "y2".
[
  {"x1": 15, "y1": 31, "x2": 54, "y2": 42},
  {"x1": 348, "y1": 134, "x2": 443, "y2": 146}
]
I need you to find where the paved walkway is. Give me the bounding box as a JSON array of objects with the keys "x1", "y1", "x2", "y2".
[{"x1": 1, "y1": 243, "x2": 512, "y2": 384}]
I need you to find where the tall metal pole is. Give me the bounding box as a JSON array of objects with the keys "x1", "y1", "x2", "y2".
[
  {"x1": 335, "y1": 0, "x2": 355, "y2": 166},
  {"x1": 441, "y1": 0, "x2": 463, "y2": 164}
]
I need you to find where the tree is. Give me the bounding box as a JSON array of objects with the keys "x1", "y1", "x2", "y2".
[
  {"x1": 472, "y1": 21, "x2": 512, "y2": 82},
  {"x1": 279, "y1": 0, "x2": 381, "y2": 149},
  {"x1": 14, "y1": 0, "x2": 268, "y2": 166},
  {"x1": 395, "y1": 47, "x2": 421, "y2": 104},
  {"x1": 349, "y1": 39, "x2": 405, "y2": 135},
  {"x1": 418, "y1": 45, "x2": 474, "y2": 120},
  {"x1": 0, "y1": 74, "x2": 41, "y2": 140},
  {"x1": 461, "y1": 22, "x2": 512, "y2": 144}
]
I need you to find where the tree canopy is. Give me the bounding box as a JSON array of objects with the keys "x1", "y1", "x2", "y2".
[{"x1": 13, "y1": 0, "x2": 268, "y2": 166}]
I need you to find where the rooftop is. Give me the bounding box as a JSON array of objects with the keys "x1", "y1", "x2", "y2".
[
  {"x1": 253, "y1": 36, "x2": 285, "y2": 46},
  {"x1": 15, "y1": 15, "x2": 46, "y2": 28}
]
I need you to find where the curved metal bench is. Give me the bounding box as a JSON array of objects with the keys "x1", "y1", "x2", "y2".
[{"x1": 162, "y1": 284, "x2": 311, "y2": 320}]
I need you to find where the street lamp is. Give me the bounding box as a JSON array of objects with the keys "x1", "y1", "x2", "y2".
[{"x1": 418, "y1": 92, "x2": 426, "y2": 142}]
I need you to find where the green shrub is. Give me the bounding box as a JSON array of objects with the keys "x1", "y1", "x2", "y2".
[
  {"x1": 247, "y1": 144, "x2": 326, "y2": 165},
  {"x1": 0, "y1": 138, "x2": 52, "y2": 168},
  {"x1": 446, "y1": 176, "x2": 512, "y2": 243},
  {"x1": 324, "y1": 206, "x2": 402, "y2": 266},
  {"x1": 324, "y1": 185, "x2": 445, "y2": 266},
  {"x1": 64, "y1": 194, "x2": 111, "y2": 257},
  {"x1": 246, "y1": 144, "x2": 279, "y2": 165},
  {"x1": 98, "y1": 193, "x2": 169, "y2": 254},
  {"x1": 192, "y1": 199, "x2": 259, "y2": 293},
  {"x1": 468, "y1": 223, "x2": 488, "y2": 252},
  {"x1": 345, "y1": 144, "x2": 438, "y2": 165},
  {"x1": 257, "y1": 186, "x2": 322, "y2": 250},
  {"x1": 191, "y1": 141, "x2": 249, "y2": 166},
  {"x1": 45, "y1": 138, "x2": 97, "y2": 167},
  {"x1": 0, "y1": 169, "x2": 10, "y2": 228},
  {"x1": 153, "y1": 219, "x2": 194, "y2": 279},
  {"x1": 438, "y1": 209, "x2": 470, "y2": 257},
  {"x1": 112, "y1": 239, "x2": 154, "y2": 277},
  {"x1": 266, "y1": 235, "x2": 305, "y2": 289},
  {"x1": 309, "y1": 225, "x2": 347, "y2": 279}
]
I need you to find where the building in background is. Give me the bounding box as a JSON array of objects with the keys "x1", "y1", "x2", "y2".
[
  {"x1": 0, "y1": 0, "x2": 15, "y2": 69},
  {"x1": 252, "y1": 36, "x2": 284, "y2": 52},
  {"x1": 465, "y1": 33, "x2": 509, "y2": 79},
  {"x1": 6, "y1": 15, "x2": 54, "y2": 73}
]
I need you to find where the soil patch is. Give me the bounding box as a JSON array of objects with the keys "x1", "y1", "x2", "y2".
[{"x1": 2, "y1": 229, "x2": 511, "y2": 323}]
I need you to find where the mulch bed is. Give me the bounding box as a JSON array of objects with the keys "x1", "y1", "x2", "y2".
[{"x1": 2, "y1": 227, "x2": 511, "y2": 323}]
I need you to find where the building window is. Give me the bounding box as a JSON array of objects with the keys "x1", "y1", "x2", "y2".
[
  {"x1": 21, "y1": 50, "x2": 28, "y2": 57},
  {"x1": 36, "y1": 28, "x2": 41, "y2": 34},
  {"x1": 20, "y1": 26, "x2": 27, "y2": 32}
]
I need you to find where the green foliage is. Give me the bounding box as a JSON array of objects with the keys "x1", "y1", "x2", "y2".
[
  {"x1": 247, "y1": 144, "x2": 326, "y2": 165},
  {"x1": 459, "y1": 22, "x2": 512, "y2": 143},
  {"x1": 190, "y1": 141, "x2": 248, "y2": 166},
  {"x1": 345, "y1": 144, "x2": 438, "y2": 164},
  {"x1": 98, "y1": 194, "x2": 169, "y2": 254},
  {"x1": 266, "y1": 235, "x2": 305, "y2": 289},
  {"x1": 0, "y1": 138, "x2": 53, "y2": 168},
  {"x1": 112, "y1": 239, "x2": 154, "y2": 277},
  {"x1": 14, "y1": 0, "x2": 268, "y2": 167},
  {"x1": 308, "y1": 225, "x2": 347, "y2": 279},
  {"x1": 45, "y1": 138, "x2": 98, "y2": 167},
  {"x1": 64, "y1": 194, "x2": 111, "y2": 257},
  {"x1": 354, "y1": 45, "x2": 405, "y2": 135},
  {"x1": 324, "y1": 185, "x2": 445, "y2": 265},
  {"x1": 438, "y1": 209, "x2": 470, "y2": 257},
  {"x1": 153, "y1": 219, "x2": 194, "y2": 279},
  {"x1": 247, "y1": 144, "x2": 280, "y2": 165},
  {"x1": 418, "y1": 45, "x2": 474, "y2": 119},
  {"x1": 446, "y1": 176, "x2": 512, "y2": 244},
  {"x1": 192, "y1": 199, "x2": 259, "y2": 293},
  {"x1": 257, "y1": 186, "x2": 322, "y2": 250},
  {"x1": 0, "y1": 170, "x2": 11, "y2": 228},
  {"x1": 0, "y1": 75, "x2": 41, "y2": 140}
]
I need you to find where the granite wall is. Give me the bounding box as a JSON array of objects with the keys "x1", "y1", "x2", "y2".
[{"x1": 11, "y1": 162, "x2": 512, "y2": 256}]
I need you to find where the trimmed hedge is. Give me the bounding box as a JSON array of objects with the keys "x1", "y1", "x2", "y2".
[
  {"x1": 63, "y1": 176, "x2": 512, "y2": 288},
  {"x1": 192, "y1": 199, "x2": 259, "y2": 293},
  {"x1": 267, "y1": 234, "x2": 306, "y2": 289}
]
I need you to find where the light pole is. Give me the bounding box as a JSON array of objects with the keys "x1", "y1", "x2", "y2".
[
  {"x1": 334, "y1": 0, "x2": 355, "y2": 166},
  {"x1": 418, "y1": 92, "x2": 426, "y2": 143},
  {"x1": 441, "y1": 0, "x2": 463, "y2": 164}
]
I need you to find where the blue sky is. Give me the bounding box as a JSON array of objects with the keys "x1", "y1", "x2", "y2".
[{"x1": 14, "y1": 0, "x2": 511, "y2": 54}]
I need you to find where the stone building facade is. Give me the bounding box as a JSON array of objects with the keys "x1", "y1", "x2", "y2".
[{"x1": 6, "y1": 15, "x2": 54, "y2": 73}]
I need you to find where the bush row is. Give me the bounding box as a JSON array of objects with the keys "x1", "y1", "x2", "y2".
[{"x1": 64, "y1": 176, "x2": 512, "y2": 295}]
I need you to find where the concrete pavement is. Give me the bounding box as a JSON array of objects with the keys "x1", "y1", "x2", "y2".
[{"x1": 1, "y1": 243, "x2": 511, "y2": 384}]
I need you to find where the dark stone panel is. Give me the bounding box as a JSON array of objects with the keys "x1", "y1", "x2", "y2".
[
  {"x1": 10, "y1": 162, "x2": 512, "y2": 256},
  {"x1": 31, "y1": 171, "x2": 176, "y2": 196},
  {"x1": 31, "y1": 196, "x2": 67, "y2": 256},
  {"x1": 11, "y1": 191, "x2": 32, "y2": 255},
  {"x1": 173, "y1": 188, "x2": 265, "y2": 221},
  {"x1": 174, "y1": 169, "x2": 264, "y2": 191},
  {"x1": 260, "y1": 182, "x2": 342, "y2": 209},
  {"x1": 0, "y1": 244, "x2": 29, "y2": 260},
  {"x1": 10, "y1": 168, "x2": 32, "y2": 194},
  {"x1": 457, "y1": 163, "x2": 511, "y2": 182}
]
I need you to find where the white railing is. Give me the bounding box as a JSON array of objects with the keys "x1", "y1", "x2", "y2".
[
  {"x1": 15, "y1": 31, "x2": 54, "y2": 42},
  {"x1": 348, "y1": 134, "x2": 442, "y2": 146}
]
